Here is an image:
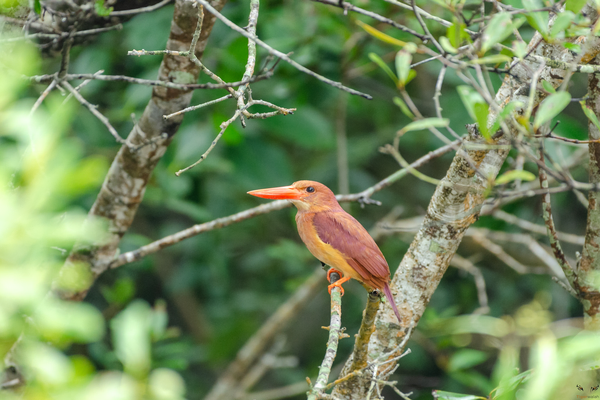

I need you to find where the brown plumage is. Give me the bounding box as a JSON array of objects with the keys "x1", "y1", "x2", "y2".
[{"x1": 248, "y1": 180, "x2": 401, "y2": 323}]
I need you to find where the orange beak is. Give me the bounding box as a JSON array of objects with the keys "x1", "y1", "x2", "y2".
[{"x1": 247, "y1": 185, "x2": 303, "y2": 200}]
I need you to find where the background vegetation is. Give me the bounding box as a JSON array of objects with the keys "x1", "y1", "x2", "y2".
[{"x1": 2, "y1": 0, "x2": 599, "y2": 399}]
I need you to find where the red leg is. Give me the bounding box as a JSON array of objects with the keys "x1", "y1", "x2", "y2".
[
  {"x1": 327, "y1": 268, "x2": 352, "y2": 296},
  {"x1": 327, "y1": 268, "x2": 343, "y2": 282}
]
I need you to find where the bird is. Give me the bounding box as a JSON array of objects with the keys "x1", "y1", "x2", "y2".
[{"x1": 248, "y1": 180, "x2": 402, "y2": 323}]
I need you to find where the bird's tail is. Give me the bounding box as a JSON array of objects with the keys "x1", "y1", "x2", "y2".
[{"x1": 383, "y1": 282, "x2": 402, "y2": 324}]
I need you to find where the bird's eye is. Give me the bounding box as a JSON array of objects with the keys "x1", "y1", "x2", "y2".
[{"x1": 306, "y1": 186, "x2": 315, "y2": 193}]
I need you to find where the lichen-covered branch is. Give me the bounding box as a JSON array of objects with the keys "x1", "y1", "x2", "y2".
[
  {"x1": 307, "y1": 271, "x2": 343, "y2": 400},
  {"x1": 332, "y1": 7, "x2": 600, "y2": 399}
]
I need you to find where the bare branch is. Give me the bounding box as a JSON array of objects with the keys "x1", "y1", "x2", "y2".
[
  {"x1": 61, "y1": 81, "x2": 129, "y2": 146},
  {"x1": 111, "y1": 0, "x2": 173, "y2": 16},
  {"x1": 195, "y1": 0, "x2": 373, "y2": 99}
]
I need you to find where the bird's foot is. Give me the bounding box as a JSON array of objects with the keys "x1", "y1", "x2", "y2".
[
  {"x1": 327, "y1": 269, "x2": 351, "y2": 296},
  {"x1": 327, "y1": 268, "x2": 343, "y2": 282}
]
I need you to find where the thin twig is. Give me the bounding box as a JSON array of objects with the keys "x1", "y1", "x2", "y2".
[
  {"x1": 195, "y1": 0, "x2": 373, "y2": 99},
  {"x1": 29, "y1": 80, "x2": 57, "y2": 116},
  {"x1": 111, "y1": 0, "x2": 173, "y2": 16},
  {"x1": 163, "y1": 94, "x2": 233, "y2": 119},
  {"x1": 311, "y1": 0, "x2": 427, "y2": 41},
  {"x1": 61, "y1": 81, "x2": 129, "y2": 146}
]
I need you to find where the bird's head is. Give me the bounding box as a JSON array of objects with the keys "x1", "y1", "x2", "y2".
[{"x1": 248, "y1": 180, "x2": 340, "y2": 211}]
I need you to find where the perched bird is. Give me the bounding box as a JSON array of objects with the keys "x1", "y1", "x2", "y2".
[{"x1": 248, "y1": 180, "x2": 401, "y2": 323}]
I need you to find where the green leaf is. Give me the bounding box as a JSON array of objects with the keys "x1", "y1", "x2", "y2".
[
  {"x1": 447, "y1": 20, "x2": 469, "y2": 48},
  {"x1": 393, "y1": 96, "x2": 415, "y2": 119},
  {"x1": 523, "y1": 0, "x2": 549, "y2": 38},
  {"x1": 357, "y1": 20, "x2": 406, "y2": 47},
  {"x1": 94, "y1": 0, "x2": 113, "y2": 16},
  {"x1": 512, "y1": 41, "x2": 528, "y2": 59},
  {"x1": 400, "y1": 118, "x2": 449, "y2": 134},
  {"x1": 550, "y1": 12, "x2": 575, "y2": 39},
  {"x1": 495, "y1": 170, "x2": 536, "y2": 185},
  {"x1": 448, "y1": 349, "x2": 489, "y2": 372},
  {"x1": 457, "y1": 85, "x2": 485, "y2": 121},
  {"x1": 533, "y1": 91, "x2": 571, "y2": 129},
  {"x1": 473, "y1": 102, "x2": 490, "y2": 140},
  {"x1": 34, "y1": 0, "x2": 41, "y2": 14},
  {"x1": 433, "y1": 390, "x2": 487, "y2": 400},
  {"x1": 111, "y1": 300, "x2": 153, "y2": 377},
  {"x1": 493, "y1": 370, "x2": 533, "y2": 399},
  {"x1": 440, "y1": 36, "x2": 458, "y2": 54},
  {"x1": 368, "y1": 53, "x2": 398, "y2": 87},
  {"x1": 490, "y1": 101, "x2": 522, "y2": 134},
  {"x1": 566, "y1": 0, "x2": 587, "y2": 14},
  {"x1": 481, "y1": 13, "x2": 514, "y2": 54},
  {"x1": 395, "y1": 50, "x2": 413, "y2": 88},
  {"x1": 541, "y1": 80, "x2": 556, "y2": 94},
  {"x1": 580, "y1": 100, "x2": 600, "y2": 132},
  {"x1": 470, "y1": 54, "x2": 512, "y2": 65},
  {"x1": 563, "y1": 42, "x2": 581, "y2": 53}
]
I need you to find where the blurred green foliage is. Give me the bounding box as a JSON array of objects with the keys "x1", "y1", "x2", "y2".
[{"x1": 2, "y1": 0, "x2": 600, "y2": 399}]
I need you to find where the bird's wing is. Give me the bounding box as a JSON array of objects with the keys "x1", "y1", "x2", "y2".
[{"x1": 312, "y1": 210, "x2": 389, "y2": 286}]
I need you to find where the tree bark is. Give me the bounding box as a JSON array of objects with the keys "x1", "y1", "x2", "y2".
[{"x1": 55, "y1": 0, "x2": 228, "y2": 301}]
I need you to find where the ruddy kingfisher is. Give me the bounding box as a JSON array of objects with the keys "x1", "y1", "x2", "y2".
[{"x1": 248, "y1": 180, "x2": 401, "y2": 323}]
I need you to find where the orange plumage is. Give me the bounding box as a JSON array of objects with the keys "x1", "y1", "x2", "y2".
[{"x1": 248, "y1": 180, "x2": 401, "y2": 323}]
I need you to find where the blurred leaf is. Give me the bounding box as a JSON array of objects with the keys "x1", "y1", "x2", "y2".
[
  {"x1": 447, "y1": 349, "x2": 489, "y2": 372},
  {"x1": 447, "y1": 21, "x2": 469, "y2": 48},
  {"x1": 495, "y1": 170, "x2": 536, "y2": 185},
  {"x1": 357, "y1": 20, "x2": 406, "y2": 47},
  {"x1": 433, "y1": 390, "x2": 487, "y2": 400},
  {"x1": 491, "y1": 101, "x2": 522, "y2": 134},
  {"x1": 470, "y1": 54, "x2": 512, "y2": 65},
  {"x1": 457, "y1": 85, "x2": 485, "y2": 122},
  {"x1": 523, "y1": 0, "x2": 549, "y2": 38},
  {"x1": 541, "y1": 80, "x2": 555, "y2": 94},
  {"x1": 580, "y1": 100, "x2": 600, "y2": 132},
  {"x1": 111, "y1": 300, "x2": 152, "y2": 377},
  {"x1": 395, "y1": 50, "x2": 415, "y2": 87},
  {"x1": 481, "y1": 13, "x2": 517, "y2": 54},
  {"x1": 566, "y1": 0, "x2": 587, "y2": 13},
  {"x1": 101, "y1": 277, "x2": 136, "y2": 305},
  {"x1": 440, "y1": 36, "x2": 458, "y2": 54},
  {"x1": 369, "y1": 53, "x2": 398, "y2": 86},
  {"x1": 493, "y1": 370, "x2": 532, "y2": 399},
  {"x1": 533, "y1": 91, "x2": 571, "y2": 129},
  {"x1": 34, "y1": 300, "x2": 105, "y2": 343},
  {"x1": 550, "y1": 12, "x2": 575, "y2": 39},
  {"x1": 399, "y1": 118, "x2": 449, "y2": 134},
  {"x1": 20, "y1": 341, "x2": 73, "y2": 385},
  {"x1": 564, "y1": 42, "x2": 581, "y2": 53},
  {"x1": 393, "y1": 96, "x2": 415, "y2": 119},
  {"x1": 94, "y1": 0, "x2": 113, "y2": 16},
  {"x1": 473, "y1": 102, "x2": 490, "y2": 140},
  {"x1": 33, "y1": 0, "x2": 41, "y2": 14},
  {"x1": 149, "y1": 368, "x2": 186, "y2": 400}
]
